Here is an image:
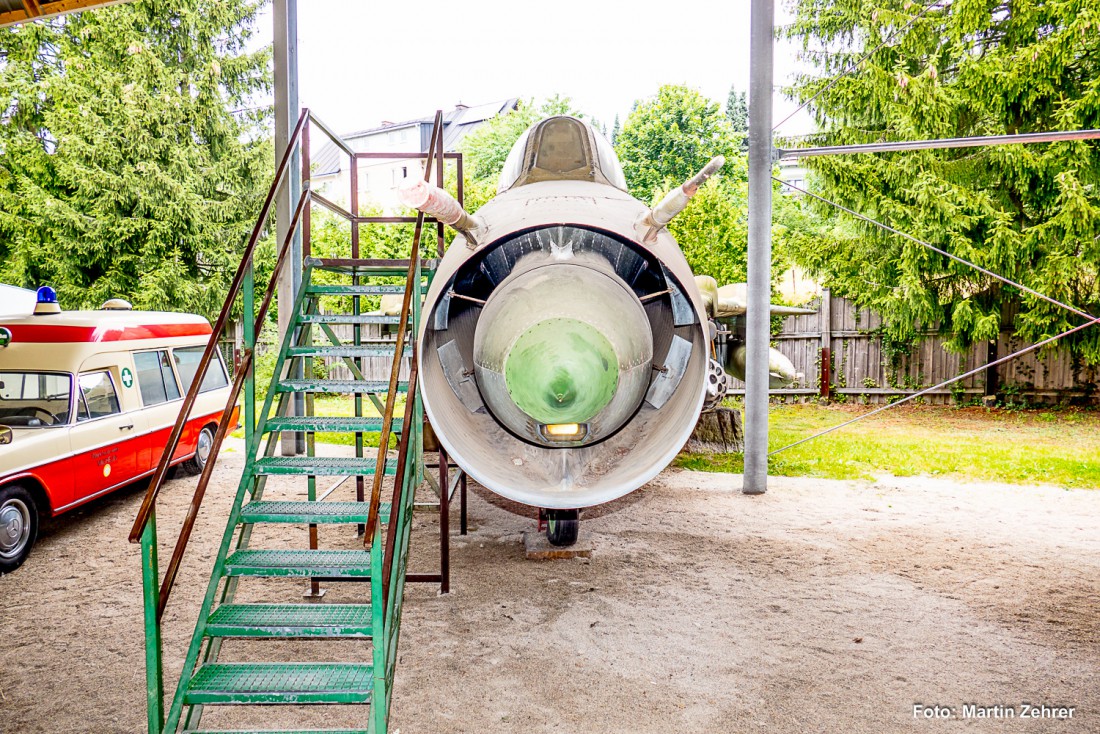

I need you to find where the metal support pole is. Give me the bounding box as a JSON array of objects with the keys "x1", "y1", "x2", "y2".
[
  {"x1": 140, "y1": 512, "x2": 164, "y2": 734},
  {"x1": 274, "y1": 0, "x2": 304, "y2": 455},
  {"x1": 744, "y1": 0, "x2": 774, "y2": 494},
  {"x1": 439, "y1": 447, "x2": 450, "y2": 593}
]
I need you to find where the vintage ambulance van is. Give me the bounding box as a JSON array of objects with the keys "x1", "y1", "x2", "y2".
[{"x1": 0, "y1": 287, "x2": 239, "y2": 572}]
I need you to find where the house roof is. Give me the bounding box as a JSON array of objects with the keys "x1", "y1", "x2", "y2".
[
  {"x1": 311, "y1": 98, "x2": 519, "y2": 178},
  {"x1": 1, "y1": 0, "x2": 131, "y2": 29}
]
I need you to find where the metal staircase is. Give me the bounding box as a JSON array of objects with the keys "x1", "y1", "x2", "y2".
[{"x1": 129, "y1": 110, "x2": 456, "y2": 734}]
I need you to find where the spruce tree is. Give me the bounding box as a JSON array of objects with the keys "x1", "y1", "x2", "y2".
[
  {"x1": 0, "y1": 0, "x2": 271, "y2": 318},
  {"x1": 786, "y1": 0, "x2": 1100, "y2": 362},
  {"x1": 725, "y1": 84, "x2": 748, "y2": 134}
]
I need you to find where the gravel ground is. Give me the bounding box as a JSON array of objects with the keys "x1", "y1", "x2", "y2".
[{"x1": 0, "y1": 440, "x2": 1096, "y2": 733}]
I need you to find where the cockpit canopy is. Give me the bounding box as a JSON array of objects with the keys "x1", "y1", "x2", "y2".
[{"x1": 497, "y1": 116, "x2": 628, "y2": 194}]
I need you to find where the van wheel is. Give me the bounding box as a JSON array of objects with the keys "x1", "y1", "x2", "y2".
[
  {"x1": 180, "y1": 425, "x2": 215, "y2": 476},
  {"x1": 0, "y1": 485, "x2": 38, "y2": 574}
]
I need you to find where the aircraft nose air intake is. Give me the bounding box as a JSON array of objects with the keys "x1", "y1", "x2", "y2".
[{"x1": 419, "y1": 219, "x2": 710, "y2": 510}]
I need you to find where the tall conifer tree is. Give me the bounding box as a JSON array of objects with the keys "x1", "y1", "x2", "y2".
[
  {"x1": 786, "y1": 0, "x2": 1100, "y2": 361},
  {"x1": 0, "y1": 0, "x2": 271, "y2": 317}
]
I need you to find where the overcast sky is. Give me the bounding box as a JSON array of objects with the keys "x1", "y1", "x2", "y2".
[{"x1": 254, "y1": 0, "x2": 814, "y2": 137}]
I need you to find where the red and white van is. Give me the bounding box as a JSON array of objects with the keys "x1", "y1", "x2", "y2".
[{"x1": 0, "y1": 288, "x2": 239, "y2": 572}]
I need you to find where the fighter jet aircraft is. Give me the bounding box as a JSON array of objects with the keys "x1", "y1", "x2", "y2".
[{"x1": 399, "y1": 115, "x2": 812, "y2": 545}]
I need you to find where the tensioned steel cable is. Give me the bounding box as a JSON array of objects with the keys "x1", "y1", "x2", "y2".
[
  {"x1": 769, "y1": 313, "x2": 1100, "y2": 455},
  {"x1": 773, "y1": 0, "x2": 947, "y2": 132},
  {"x1": 774, "y1": 178, "x2": 1097, "y2": 321},
  {"x1": 766, "y1": 177, "x2": 1099, "y2": 455}
]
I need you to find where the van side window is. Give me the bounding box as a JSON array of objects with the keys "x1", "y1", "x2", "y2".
[
  {"x1": 173, "y1": 346, "x2": 229, "y2": 394},
  {"x1": 134, "y1": 351, "x2": 182, "y2": 406},
  {"x1": 76, "y1": 371, "x2": 121, "y2": 422}
]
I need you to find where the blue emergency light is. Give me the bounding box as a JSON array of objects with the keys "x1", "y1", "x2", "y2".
[{"x1": 34, "y1": 286, "x2": 61, "y2": 315}]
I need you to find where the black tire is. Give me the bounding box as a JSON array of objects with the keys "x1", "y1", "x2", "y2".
[
  {"x1": 180, "y1": 425, "x2": 215, "y2": 476},
  {"x1": 546, "y1": 509, "x2": 580, "y2": 547},
  {"x1": 0, "y1": 484, "x2": 38, "y2": 574}
]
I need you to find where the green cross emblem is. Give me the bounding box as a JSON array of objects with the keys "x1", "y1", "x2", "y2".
[{"x1": 121, "y1": 367, "x2": 134, "y2": 388}]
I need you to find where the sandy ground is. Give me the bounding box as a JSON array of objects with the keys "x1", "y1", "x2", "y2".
[{"x1": 0, "y1": 440, "x2": 1097, "y2": 733}]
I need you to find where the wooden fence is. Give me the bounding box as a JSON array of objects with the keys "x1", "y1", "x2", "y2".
[
  {"x1": 727, "y1": 289, "x2": 1099, "y2": 405},
  {"x1": 225, "y1": 290, "x2": 1099, "y2": 406}
]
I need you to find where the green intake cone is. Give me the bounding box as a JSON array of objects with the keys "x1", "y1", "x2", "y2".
[{"x1": 504, "y1": 317, "x2": 619, "y2": 425}]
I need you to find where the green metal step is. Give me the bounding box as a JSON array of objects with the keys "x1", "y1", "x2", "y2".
[
  {"x1": 254, "y1": 456, "x2": 396, "y2": 476},
  {"x1": 264, "y1": 416, "x2": 403, "y2": 433},
  {"x1": 306, "y1": 284, "x2": 411, "y2": 295},
  {"x1": 184, "y1": 662, "x2": 373, "y2": 705},
  {"x1": 185, "y1": 730, "x2": 368, "y2": 734},
  {"x1": 223, "y1": 550, "x2": 373, "y2": 578},
  {"x1": 275, "y1": 379, "x2": 408, "y2": 394},
  {"x1": 287, "y1": 345, "x2": 412, "y2": 358},
  {"x1": 305, "y1": 256, "x2": 437, "y2": 276},
  {"x1": 240, "y1": 501, "x2": 389, "y2": 524},
  {"x1": 205, "y1": 604, "x2": 373, "y2": 638},
  {"x1": 300, "y1": 314, "x2": 403, "y2": 325}
]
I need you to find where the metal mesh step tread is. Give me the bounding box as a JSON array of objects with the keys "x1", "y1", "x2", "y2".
[
  {"x1": 300, "y1": 314, "x2": 404, "y2": 325},
  {"x1": 254, "y1": 457, "x2": 396, "y2": 476},
  {"x1": 185, "y1": 730, "x2": 369, "y2": 733},
  {"x1": 264, "y1": 416, "x2": 403, "y2": 433},
  {"x1": 240, "y1": 501, "x2": 389, "y2": 524},
  {"x1": 224, "y1": 550, "x2": 373, "y2": 577},
  {"x1": 306, "y1": 284, "x2": 414, "y2": 295},
  {"x1": 205, "y1": 603, "x2": 373, "y2": 638},
  {"x1": 287, "y1": 345, "x2": 412, "y2": 358},
  {"x1": 185, "y1": 730, "x2": 369, "y2": 734},
  {"x1": 184, "y1": 662, "x2": 373, "y2": 705},
  {"x1": 306, "y1": 256, "x2": 438, "y2": 276},
  {"x1": 275, "y1": 380, "x2": 408, "y2": 394}
]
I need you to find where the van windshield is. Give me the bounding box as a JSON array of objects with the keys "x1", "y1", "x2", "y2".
[{"x1": 0, "y1": 372, "x2": 72, "y2": 427}]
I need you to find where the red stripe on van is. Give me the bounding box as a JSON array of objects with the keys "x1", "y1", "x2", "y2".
[{"x1": 4, "y1": 322, "x2": 212, "y2": 343}]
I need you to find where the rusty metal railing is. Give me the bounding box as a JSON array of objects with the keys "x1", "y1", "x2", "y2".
[
  {"x1": 129, "y1": 108, "x2": 314, "y2": 617},
  {"x1": 365, "y1": 110, "x2": 444, "y2": 546},
  {"x1": 130, "y1": 104, "x2": 458, "y2": 619}
]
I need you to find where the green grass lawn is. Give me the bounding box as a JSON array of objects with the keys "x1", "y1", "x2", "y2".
[
  {"x1": 676, "y1": 402, "x2": 1100, "y2": 488},
  {"x1": 235, "y1": 395, "x2": 1100, "y2": 488}
]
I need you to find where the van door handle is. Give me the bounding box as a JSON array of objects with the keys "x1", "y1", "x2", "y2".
[{"x1": 119, "y1": 424, "x2": 134, "y2": 430}]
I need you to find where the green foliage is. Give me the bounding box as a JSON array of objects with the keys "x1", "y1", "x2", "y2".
[
  {"x1": 617, "y1": 84, "x2": 816, "y2": 291},
  {"x1": 616, "y1": 86, "x2": 750, "y2": 283},
  {"x1": 785, "y1": 0, "x2": 1100, "y2": 363},
  {"x1": 0, "y1": 0, "x2": 272, "y2": 319},
  {"x1": 725, "y1": 84, "x2": 748, "y2": 134},
  {"x1": 615, "y1": 85, "x2": 742, "y2": 201},
  {"x1": 306, "y1": 208, "x2": 416, "y2": 314},
  {"x1": 667, "y1": 176, "x2": 749, "y2": 286}
]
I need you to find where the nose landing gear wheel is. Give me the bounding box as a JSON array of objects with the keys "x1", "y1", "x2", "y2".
[{"x1": 545, "y1": 508, "x2": 580, "y2": 547}]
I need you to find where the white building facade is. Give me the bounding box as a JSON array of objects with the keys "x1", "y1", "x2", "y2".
[{"x1": 311, "y1": 99, "x2": 519, "y2": 211}]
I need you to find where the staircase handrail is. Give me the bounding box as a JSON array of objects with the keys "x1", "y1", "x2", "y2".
[
  {"x1": 128, "y1": 108, "x2": 310, "y2": 544},
  {"x1": 364, "y1": 110, "x2": 444, "y2": 545},
  {"x1": 128, "y1": 108, "x2": 382, "y2": 620}
]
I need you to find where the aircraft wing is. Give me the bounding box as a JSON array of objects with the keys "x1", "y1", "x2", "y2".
[{"x1": 694, "y1": 277, "x2": 816, "y2": 319}]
